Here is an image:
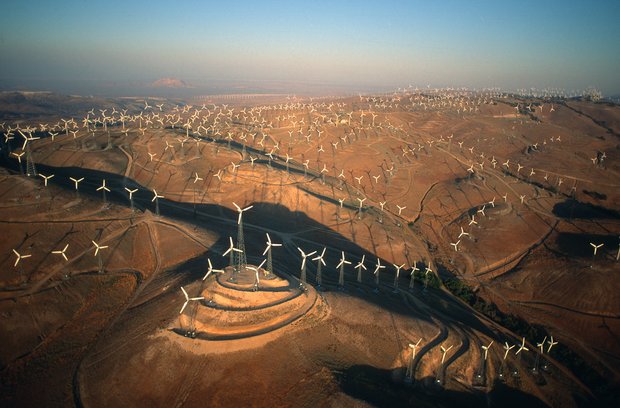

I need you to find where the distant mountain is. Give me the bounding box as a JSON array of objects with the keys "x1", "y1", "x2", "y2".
[{"x1": 149, "y1": 78, "x2": 191, "y2": 88}]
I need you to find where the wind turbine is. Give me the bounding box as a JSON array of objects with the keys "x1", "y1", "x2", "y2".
[
  {"x1": 373, "y1": 258, "x2": 386, "y2": 290},
  {"x1": 233, "y1": 202, "x2": 253, "y2": 272},
  {"x1": 152, "y1": 189, "x2": 164, "y2": 216},
  {"x1": 440, "y1": 344, "x2": 453, "y2": 365},
  {"x1": 438, "y1": 344, "x2": 453, "y2": 385},
  {"x1": 97, "y1": 179, "x2": 111, "y2": 205},
  {"x1": 124, "y1": 187, "x2": 138, "y2": 212},
  {"x1": 92, "y1": 240, "x2": 108, "y2": 273},
  {"x1": 405, "y1": 338, "x2": 423, "y2": 383},
  {"x1": 19, "y1": 129, "x2": 39, "y2": 176},
  {"x1": 223, "y1": 237, "x2": 242, "y2": 271},
  {"x1": 179, "y1": 286, "x2": 204, "y2": 314},
  {"x1": 70, "y1": 176, "x2": 84, "y2": 195},
  {"x1": 247, "y1": 259, "x2": 266, "y2": 291},
  {"x1": 392, "y1": 263, "x2": 405, "y2": 291},
  {"x1": 337, "y1": 251, "x2": 351, "y2": 288},
  {"x1": 533, "y1": 336, "x2": 547, "y2": 373},
  {"x1": 312, "y1": 248, "x2": 327, "y2": 287},
  {"x1": 51, "y1": 244, "x2": 70, "y2": 261},
  {"x1": 541, "y1": 335, "x2": 558, "y2": 371},
  {"x1": 547, "y1": 336, "x2": 558, "y2": 353},
  {"x1": 297, "y1": 247, "x2": 317, "y2": 288},
  {"x1": 12, "y1": 249, "x2": 31, "y2": 284},
  {"x1": 39, "y1": 173, "x2": 54, "y2": 187},
  {"x1": 409, "y1": 263, "x2": 419, "y2": 290},
  {"x1": 423, "y1": 266, "x2": 432, "y2": 291},
  {"x1": 590, "y1": 242, "x2": 604, "y2": 256},
  {"x1": 356, "y1": 197, "x2": 366, "y2": 219},
  {"x1": 262, "y1": 233, "x2": 282, "y2": 278},
  {"x1": 458, "y1": 226, "x2": 469, "y2": 239},
  {"x1": 354, "y1": 255, "x2": 367, "y2": 283},
  {"x1": 11, "y1": 151, "x2": 25, "y2": 174},
  {"x1": 202, "y1": 258, "x2": 225, "y2": 280},
  {"x1": 450, "y1": 240, "x2": 461, "y2": 252}
]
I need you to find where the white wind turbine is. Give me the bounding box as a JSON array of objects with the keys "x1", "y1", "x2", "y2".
[
  {"x1": 423, "y1": 266, "x2": 433, "y2": 290},
  {"x1": 262, "y1": 233, "x2": 282, "y2": 278},
  {"x1": 590, "y1": 242, "x2": 604, "y2": 267},
  {"x1": 450, "y1": 239, "x2": 461, "y2": 252},
  {"x1": 590, "y1": 242, "x2": 603, "y2": 256},
  {"x1": 499, "y1": 341, "x2": 515, "y2": 380},
  {"x1": 51, "y1": 244, "x2": 70, "y2": 261},
  {"x1": 11, "y1": 151, "x2": 25, "y2": 174},
  {"x1": 152, "y1": 189, "x2": 164, "y2": 216},
  {"x1": 39, "y1": 173, "x2": 54, "y2": 187},
  {"x1": 337, "y1": 251, "x2": 351, "y2": 288},
  {"x1": 438, "y1": 344, "x2": 453, "y2": 384},
  {"x1": 312, "y1": 248, "x2": 327, "y2": 287},
  {"x1": 12, "y1": 248, "x2": 31, "y2": 284},
  {"x1": 192, "y1": 172, "x2": 203, "y2": 214},
  {"x1": 513, "y1": 337, "x2": 529, "y2": 376},
  {"x1": 247, "y1": 259, "x2": 267, "y2": 291},
  {"x1": 233, "y1": 202, "x2": 253, "y2": 272},
  {"x1": 378, "y1": 201, "x2": 386, "y2": 223},
  {"x1": 19, "y1": 129, "x2": 39, "y2": 176},
  {"x1": 458, "y1": 226, "x2": 469, "y2": 239},
  {"x1": 356, "y1": 197, "x2": 366, "y2": 219},
  {"x1": 97, "y1": 179, "x2": 111, "y2": 205},
  {"x1": 547, "y1": 336, "x2": 558, "y2": 353},
  {"x1": 202, "y1": 258, "x2": 225, "y2": 280},
  {"x1": 373, "y1": 258, "x2": 386, "y2": 289},
  {"x1": 124, "y1": 187, "x2": 138, "y2": 212},
  {"x1": 482, "y1": 340, "x2": 494, "y2": 361},
  {"x1": 70, "y1": 176, "x2": 84, "y2": 195},
  {"x1": 297, "y1": 247, "x2": 317, "y2": 288},
  {"x1": 392, "y1": 263, "x2": 405, "y2": 291},
  {"x1": 223, "y1": 237, "x2": 242, "y2": 270},
  {"x1": 179, "y1": 286, "x2": 204, "y2": 314},
  {"x1": 405, "y1": 338, "x2": 423, "y2": 383},
  {"x1": 355, "y1": 255, "x2": 367, "y2": 283},
  {"x1": 533, "y1": 336, "x2": 547, "y2": 373},
  {"x1": 409, "y1": 263, "x2": 419, "y2": 290},
  {"x1": 92, "y1": 240, "x2": 109, "y2": 274},
  {"x1": 440, "y1": 344, "x2": 453, "y2": 365}
]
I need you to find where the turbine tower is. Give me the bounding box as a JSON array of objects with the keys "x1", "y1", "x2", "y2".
[{"x1": 233, "y1": 202, "x2": 253, "y2": 272}]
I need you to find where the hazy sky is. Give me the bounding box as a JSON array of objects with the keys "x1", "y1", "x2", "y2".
[{"x1": 1, "y1": 0, "x2": 619, "y2": 94}]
